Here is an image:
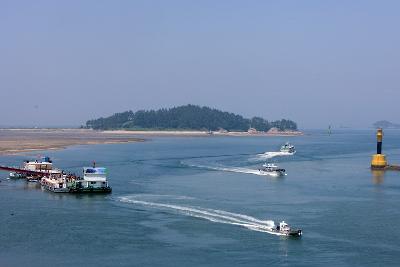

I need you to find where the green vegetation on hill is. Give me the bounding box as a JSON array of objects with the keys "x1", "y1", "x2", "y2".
[{"x1": 86, "y1": 105, "x2": 298, "y2": 131}]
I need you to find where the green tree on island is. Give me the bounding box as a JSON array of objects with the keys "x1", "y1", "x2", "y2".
[{"x1": 86, "y1": 105, "x2": 298, "y2": 132}]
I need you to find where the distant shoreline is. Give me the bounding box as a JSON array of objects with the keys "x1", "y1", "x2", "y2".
[
  {"x1": 0, "y1": 128, "x2": 302, "y2": 155},
  {"x1": 102, "y1": 129, "x2": 304, "y2": 137}
]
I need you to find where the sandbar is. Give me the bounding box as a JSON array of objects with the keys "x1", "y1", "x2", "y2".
[
  {"x1": 0, "y1": 129, "x2": 144, "y2": 155},
  {"x1": 0, "y1": 128, "x2": 302, "y2": 155}
]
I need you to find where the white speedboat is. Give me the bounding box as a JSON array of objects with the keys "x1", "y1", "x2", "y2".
[
  {"x1": 258, "y1": 163, "x2": 286, "y2": 176},
  {"x1": 280, "y1": 142, "x2": 296, "y2": 154},
  {"x1": 270, "y1": 221, "x2": 302, "y2": 237},
  {"x1": 252, "y1": 220, "x2": 302, "y2": 237}
]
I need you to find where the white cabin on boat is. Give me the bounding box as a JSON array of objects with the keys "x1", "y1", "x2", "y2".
[
  {"x1": 41, "y1": 176, "x2": 69, "y2": 192},
  {"x1": 24, "y1": 156, "x2": 53, "y2": 172},
  {"x1": 279, "y1": 221, "x2": 290, "y2": 232},
  {"x1": 81, "y1": 167, "x2": 109, "y2": 189}
]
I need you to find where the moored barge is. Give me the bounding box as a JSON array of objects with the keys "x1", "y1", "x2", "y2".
[
  {"x1": 1, "y1": 157, "x2": 112, "y2": 194},
  {"x1": 40, "y1": 166, "x2": 112, "y2": 193}
]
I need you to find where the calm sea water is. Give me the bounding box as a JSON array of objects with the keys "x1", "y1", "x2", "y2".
[{"x1": 1, "y1": 130, "x2": 400, "y2": 267}]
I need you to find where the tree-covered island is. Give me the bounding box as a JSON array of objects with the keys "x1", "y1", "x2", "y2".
[{"x1": 86, "y1": 105, "x2": 298, "y2": 132}]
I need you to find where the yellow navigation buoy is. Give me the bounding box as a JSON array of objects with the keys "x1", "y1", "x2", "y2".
[{"x1": 371, "y1": 128, "x2": 387, "y2": 169}]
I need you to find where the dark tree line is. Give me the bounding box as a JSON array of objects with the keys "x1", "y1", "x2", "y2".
[{"x1": 86, "y1": 105, "x2": 297, "y2": 131}]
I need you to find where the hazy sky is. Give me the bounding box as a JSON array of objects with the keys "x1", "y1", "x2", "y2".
[{"x1": 1, "y1": 0, "x2": 399, "y2": 128}]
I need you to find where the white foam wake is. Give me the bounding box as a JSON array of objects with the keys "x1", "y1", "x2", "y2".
[
  {"x1": 118, "y1": 196, "x2": 282, "y2": 235},
  {"x1": 184, "y1": 163, "x2": 280, "y2": 176},
  {"x1": 249, "y1": 151, "x2": 295, "y2": 162}
]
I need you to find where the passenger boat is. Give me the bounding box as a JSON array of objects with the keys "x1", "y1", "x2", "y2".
[
  {"x1": 6, "y1": 156, "x2": 57, "y2": 180},
  {"x1": 258, "y1": 163, "x2": 286, "y2": 176},
  {"x1": 70, "y1": 167, "x2": 112, "y2": 193},
  {"x1": 280, "y1": 142, "x2": 296, "y2": 154},
  {"x1": 23, "y1": 156, "x2": 63, "y2": 180},
  {"x1": 41, "y1": 174, "x2": 70, "y2": 193},
  {"x1": 23, "y1": 156, "x2": 53, "y2": 171}
]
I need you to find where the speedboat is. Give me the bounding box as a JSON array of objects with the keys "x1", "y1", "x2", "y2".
[
  {"x1": 258, "y1": 163, "x2": 286, "y2": 176},
  {"x1": 271, "y1": 221, "x2": 302, "y2": 237},
  {"x1": 254, "y1": 220, "x2": 302, "y2": 237},
  {"x1": 280, "y1": 142, "x2": 296, "y2": 154}
]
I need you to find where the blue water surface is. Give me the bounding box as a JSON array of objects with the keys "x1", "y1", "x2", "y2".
[{"x1": 1, "y1": 129, "x2": 400, "y2": 267}]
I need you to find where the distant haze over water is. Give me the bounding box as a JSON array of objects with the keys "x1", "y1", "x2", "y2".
[{"x1": 1, "y1": 1, "x2": 399, "y2": 128}]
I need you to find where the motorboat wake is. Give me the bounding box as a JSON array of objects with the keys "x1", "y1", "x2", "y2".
[{"x1": 118, "y1": 195, "x2": 302, "y2": 237}]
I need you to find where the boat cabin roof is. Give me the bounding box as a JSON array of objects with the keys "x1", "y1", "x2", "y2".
[
  {"x1": 83, "y1": 167, "x2": 107, "y2": 174},
  {"x1": 25, "y1": 156, "x2": 52, "y2": 164},
  {"x1": 26, "y1": 161, "x2": 52, "y2": 165},
  {"x1": 263, "y1": 163, "x2": 278, "y2": 168},
  {"x1": 83, "y1": 167, "x2": 108, "y2": 182}
]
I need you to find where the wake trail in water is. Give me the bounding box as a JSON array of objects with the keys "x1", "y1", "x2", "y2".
[
  {"x1": 249, "y1": 151, "x2": 294, "y2": 162},
  {"x1": 118, "y1": 196, "x2": 280, "y2": 235},
  {"x1": 182, "y1": 162, "x2": 279, "y2": 176},
  {"x1": 127, "y1": 152, "x2": 260, "y2": 164}
]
